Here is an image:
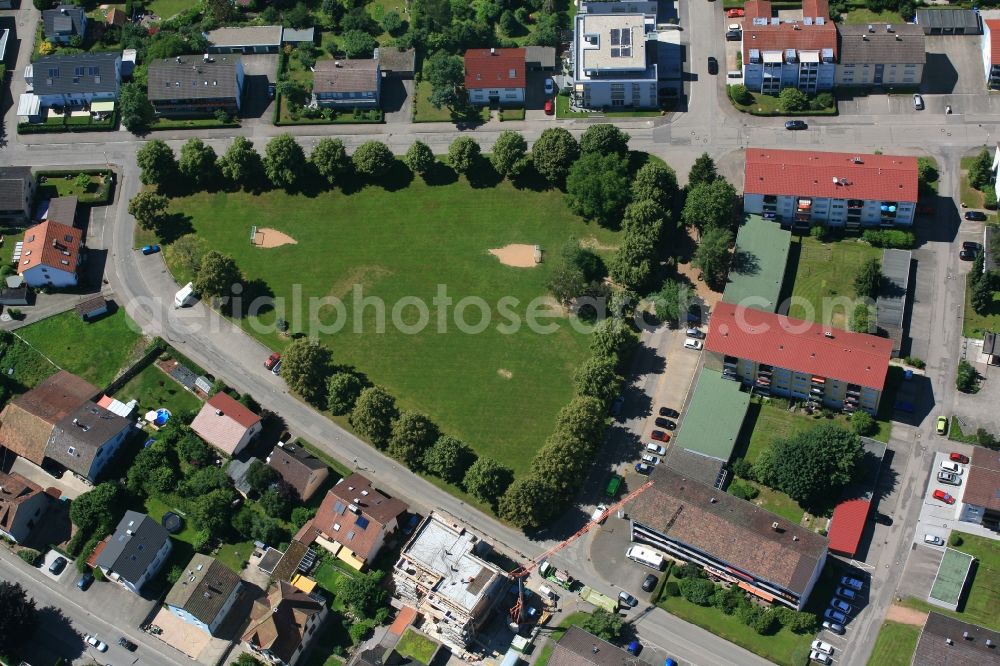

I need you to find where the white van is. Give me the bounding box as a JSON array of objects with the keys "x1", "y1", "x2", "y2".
[{"x1": 626, "y1": 545, "x2": 665, "y2": 570}]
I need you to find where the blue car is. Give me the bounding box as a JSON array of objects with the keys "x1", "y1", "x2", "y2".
[
  {"x1": 141, "y1": 244, "x2": 161, "y2": 255},
  {"x1": 635, "y1": 462, "x2": 653, "y2": 475},
  {"x1": 77, "y1": 572, "x2": 94, "y2": 590}
]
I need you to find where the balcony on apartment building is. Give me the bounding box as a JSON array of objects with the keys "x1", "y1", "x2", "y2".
[
  {"x1": 794, "y1": 198, "x2": 812, "y2": 226},
  {"x1": 879, "y1": 201, "x2": 899, "y2": 227},
  {"x1": 722, "y1": 355, "x2": 739, "y2": 380}
]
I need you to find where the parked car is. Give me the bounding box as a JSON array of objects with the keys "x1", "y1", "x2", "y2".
[
  {"x1": 785, "y1": 120, "x2": 808, "y2": 130},
  {"x1": 641, "y1": 454, "x2": 660, "y2": 466},
  {"x1": 642, "y1": 574, "x2": 658, "y2": 592},
  {"x1": 933, "y1": 489, "x2": 956, "y2": 504},
  {"x1": 140, "y1": 244, "x2": 160, "y2": 255},
  {"x1": 965, "y1": 211, "x2": 988, "y2": 221},
  {"x1": 822, "y1": 620, "x2": 845, "y2": 635},
  {"x1": 913, "y1": 93, "x2": 924, "y2": 110},
  {"x1": 725, "y1": 30, "x2": 741, "y2": 40},
  {"x1": 830, "y1": 598, "x2": 852, "y2": 614},
  {"x1": 940, "y1": 460, "x2": 964, "y2": 475},
  {"x1": 963, "y1": 241, "x2": 982, "y2": 252},
  {"x1": 591, "y1": 504, "x2": 608, "y2": 523},
  {"x1": 77, "y1": 572, "x2": 94, "y2": 590},
  {"x1": 118, "y1": 637, "x2": 137, "y2": 651},
  {"x1": 728, "y1": 23, "x2": 742, "y2": 31},
  {"x1": 685, "y1": 327, "x2": 704, "y2": 339},
  {"x1": 85, "y1": 635, "x2": 108, "y2": 652},
  {"x1": 646, "y1": 443, "x2": 666, "y2": 456},
  {"x1": 265, "y1": 352, "x2": 281, "y2": 370},
  {"x1": 544, "y1": 78, "x2": 555, "y2": 95},
  {"x1": 656, "y1": 418, "x2": 676, "y2": 430},
  {"x1": 840, "y1": 576, "x2": 864, "y2": 591},
  {"x1": 544, "y1": 99, "x2": 554, "y2": 115},
  {"x1": 619, "y1": 591, "x2": 639, "y2": 608},
  {"x1": 635, "y1": 462, "x2": 654, "y2": 475},
  {"x1": 936, "y1": 416, "x2": 948, "y2": 435},
  {"x1": 683, "y1": 338, "x2": 703, "y2": 350},
  {"x1": 49, "y1": 557, "x2": 67, "y2": 575},
  {"x1": 707, "y1": 57, "x2": 718, "y2": 74},
  {"x1": 836, "y1": 586, "x2": 857, "y2": 601},
  {"x1": 811, "y1": 640, "x2": 834, "y2": 655},
  {"x1": 809, "y1": 651, "x2": 832, "y2": 665},
  {"x1": 960, "y1": 249, "x2": 976, "y2": 261},
  {"x1": 271, "y1": 361, "x2": 281, "y2": 375},
  {"x1": 950, "y1": 452, "x2": 970, "y2": 464},
  {"x1": 938, "y1": 471, "x2": 962, "y2": 486},
  {"x1": 924, "y1": 534, "x2": 945, "y2": 546},
  {"x1": 824, "y1": 608, "x2": 847, "y2": 623},
  {"x1": 651, "y1": 430, "x2": 671, "y2": 442},
  {"x1": 627, "y1": 640, "x2": 642, "y2": 655},
  {"x1": 726, "y1": 8, "x2": 745, "y2": 17},
  {"x1": 659, "y1": 407, "x2": 679, "y2": 418},
  {"x1": 687, "y1": 303, "x2": 702, "y2": 323}
]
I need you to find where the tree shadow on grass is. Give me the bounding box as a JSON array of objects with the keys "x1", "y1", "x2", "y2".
[
  {"x1": 510, "y1": 160, "x2": 550, "y2": 192},
  {"x1": 380, "y1": 159, "x2": 415, "y2": 191},
  {"x1": 422, "y1": 160, "x2": 458, "y2": 186},
  {"x1": 233, "y1": 278, "x2": 276, "y2": 319},
  {"x1": 465, "y1": 158, "x2": 502, "y2": 189},
  {"x1": 158, "y1": 213, "x2": 195, "y2": 244}
]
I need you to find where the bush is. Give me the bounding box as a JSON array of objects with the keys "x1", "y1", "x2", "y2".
[
  {"x1": 957, "y1": 359, "x2": 980, "y2": 393},
  {"x1": 729, "y1": 480, "x2": 759, "y2": 501},
  {"x1": 730, "y1": 457, "x2": 755, "y2": 481},
  {"x1": 904, "y1": 356, "x2": 926, "y2": 369},
  {"x1": 949, "y1": 533, "x2": 964, "y2": 547},
  {"x1": 674, "y1": 563, "x2": 705, "y2": 579},
  {"x1": 851, "y1": 410, "x2": 878, "y2": 436},
  {"x1": 863, "y1": 229, "x2": 915, "y2": 249},
  {"x1": 17, "y1": 549, "x2": 41, "y2": 566},
  {"x1": 985, "y1": 190, "x2": 998, "y2": 211},
  {"x1": 729, "y1": 84, "x2": 752, "y2": 105},
  {"x1": 663, "y1": 581, "x2": 680, "y2": 597},
  {"x1": 678, "y1": 577, "x2": 716, "y2": 606},
  {"x1": 349, "y1": 619, "x2": 376, "y2": 644}
]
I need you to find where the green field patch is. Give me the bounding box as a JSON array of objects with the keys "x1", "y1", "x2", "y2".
[
  {"x1": 115, "y1": 364, "x2": 203, "y2": 418},
  {"x1": 867, "y1": 621, "x2": 920, "y2": 666},
  {"x1": 787, "y1": 235, "x2": 883, "y2": 329}
]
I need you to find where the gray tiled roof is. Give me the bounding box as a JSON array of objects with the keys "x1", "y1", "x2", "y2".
[
  {"x1": 147, "y1": 55, "x2": 241, "y2": 102},
  {"x1": 913, "y1": 612, "x2": 1000, "y2": 665},
  {"x1": 31, "y1": 53, "x2": 120, "y2": 96},
  {"x1": 43, "y1": 6, "x2": 85, "y2": 39},
  {"x1": 96, "y1": 511, "x2": 171, "y2": 587},
  {"x1": 550, "y1": 626, "x2": 652, "y2": 666},
  {"x1": 837, "y1": 24, "x2": 926, "y2": 65},
  {"x1": 45, "y1": 402, "x2": 130, "y2": 478},
  {"x1": 164, "y1": 554, "x2": 241, "y2": 625},
  {"x1": 313, "y1": 59, "x2": 379, "y2": 94},
  {"x1": 0, "y1": 167, "x2": 32, "y2": 212}
]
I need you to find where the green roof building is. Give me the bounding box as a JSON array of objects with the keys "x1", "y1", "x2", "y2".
[{"x1": 722, "y1": 215, "x2": 791, "y2": 313}]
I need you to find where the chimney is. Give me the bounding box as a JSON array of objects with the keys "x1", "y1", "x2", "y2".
[
  {"x1": 896, "y1": 34, "x2": 902, "y2": 41},
  {"x1": 862, "y1": 35, "x2": 868, "y2": 41},
  {"x1": 771, "y1": 521, "x2": 780, "y2": 530},
  {"x1": 946, "y1": 638, "x2": 954, "y2": 645},
  {"x1": 710, "y1": 497, "x2": 717, "y2": 503},
  {"x1": 126, "y1": 529, "x2": 133, "y2": 536},
  {"x1": 334, "y1": 61, "x2": 341, "y2": 68},
  {"x1": 491, "y1": 47, "x2": 497, "y2": 55},
  {"x1": 963, "y1": 631, "x2": 970, "y2": 640},
  {"x1": 867, "y1": 24, "x2": 875, "y2": 33},
  {"x1": 215, "y1": 409, "x2": 223, "y2": 416},
  {"x1": 886, "y1": 24, "x2": 893, "y2": 32}
]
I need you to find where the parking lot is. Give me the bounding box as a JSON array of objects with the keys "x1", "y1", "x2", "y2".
[{"x1": 913, "y1": 451, "x2": 967, "y2": 549}]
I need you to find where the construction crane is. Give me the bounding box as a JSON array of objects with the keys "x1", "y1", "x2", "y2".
[{"x1": 508, "y1": 479, "x2": 654, "y2": 625}]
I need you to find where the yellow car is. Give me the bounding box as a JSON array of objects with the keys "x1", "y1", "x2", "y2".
[{"x1": 936, "y1": 416, "x2": 948, "y2": 435}]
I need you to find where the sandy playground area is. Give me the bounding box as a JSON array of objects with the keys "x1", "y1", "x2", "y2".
[
  {"x1": 254, "y1": 228, "x2": 298, "y2": 248},
  {"x1": 489, "y1": 244, "x2": 539, "y2": 268}
]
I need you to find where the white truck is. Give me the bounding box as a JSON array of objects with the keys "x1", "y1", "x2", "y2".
[{"x1": 174, "y1": 282, "x2": 196, "y2": 308}]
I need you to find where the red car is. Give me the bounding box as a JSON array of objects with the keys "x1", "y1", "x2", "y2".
[
  {"x1": 265, "y1": 352, "x2": 281, "y2": 370},
  {"x1": 950, "y1": 452, "x2": 970, "y2": 464},
  {"x1": 651, "y1": 430, "x2": 671, "y2": 442},
  {"x1": 544, "y1": 99, "x2": 554, "y2": 115},
  {"x1": 933, "y1": 489, "x2": 956, "y2": 505},
  {"x1": 726, "y1": 8, "x2": 745, "y2": 17}
]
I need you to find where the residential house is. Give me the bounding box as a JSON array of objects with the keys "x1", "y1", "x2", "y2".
[
  {"x1": 629, "y1": 465, "x2": 828, "y2": 610},
  {"x1": 835, "y1": 24, "x2": 925, "y2": 88},
  {"x1": 916, "y1": 9, "x2": 981, "y2": 35},
  {"x1": 912, "y1": 613, "x2": 1000, "y2": 665},
  {"x1": 984, "y1": 19, "x2": 1000, "y2": 88},
  {"x1": 45, "y1": 196, "x2": 78, "y2": 225},
  {"x1": 743, "y1": 147, "x2": 918, "y2": 229},
  {"x1": 549, "y1": 626, "x2": 653, "y2": 665},
  {"x1": 242, "y1": 580, "x2": 328, "y2": 666},
  {"x1": 190, "y1": 392, "x2": 262, "y2": 457},
  {"x1": 266, "y1": 441, "x2": 329, "y2": 502},
  {"x1": 0, "y1": 471, "x2": 50, "y2": 544},
  {"x1": 95, "y1": 511, "x2": 172, "y2": 594},
  {"x1": 570, "y1": 3, "x2": 659, "y2": 109},
  {"x1": 308, "y1": 472, "x2": 406, "y2": 570},
  {"x1": 25, "y1": 53, "x2": 122, "y2": 108},
  {"x1": 392, "y1": 512, "x2": 507, "y2": 650},
  {"x1": 311, "y1": 59, "x2": 381, "y2": 109},
  {"x1": 0, "y1": 371, "x2": 98, "y2": 468},
  {"x1": 45, "y1": 401, "x2": 132, "y2": 483},
  {"x1": 17, "y1": 219, "x2": 83, "y2": 288},
  {"x1": 704, "y1": 302, "x2": 894, "y2": 414},
  {"x1": 105, "y1": 8, "x2": 127, "y2": 28},
  {"x1": 742, "y1": 0, "x2": 837, "y2": 95},
  {"x1": 165, "y1": 554, "x2": 242, "y2": 636},
  {"x1": 375, "y1": 47, "x2": 416, "y2": 78},
  {"x1": 205, "y1": 26, "x2": 282, "y2": 54},
  {"x1": 0, "y1": 167, "x2": 35, "y2": 223},
  {"x1": 43, "y1": 6, "x2": 87, "y2": 45},
  {"x1": 147, "y1": 55, "x2": 245, "y2": 117},
  {"x1": 464, "y1": 48, "x2": 525, "y2": 107},
  {"x1": 281, "y1": 27, "x2": 315, "y2": 46},
  {"x1": 958, "y1": 445, "x2": 1000, "y2": 531}
]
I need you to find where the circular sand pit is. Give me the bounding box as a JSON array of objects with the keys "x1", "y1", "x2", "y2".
[
  {"x1": 255, "y1": 228, "x2": 298, "y2": 248},
  {"x1": 489, "y1": 244, "x2": 540, "y2": 268}
]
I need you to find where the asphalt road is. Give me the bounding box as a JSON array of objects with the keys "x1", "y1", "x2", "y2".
[{"x1": 0, "y1": 0, "x2": 983, "y2": 663}]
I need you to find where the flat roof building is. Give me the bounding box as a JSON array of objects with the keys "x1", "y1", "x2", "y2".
[
  {"x1": 312, "y1": 59, "x2": 381, "y2": 109},
  {"x1": 916, "y1": 9, "x2": 981, "y2": 35},
  {"x1": 877, "y1": 248, "x2": 912, "y2": 357},
  {"x1": 205, "y1": 25, "x2": 282, "y2": 54},
  {"x1": 722, "y1": 214, "x2": 792, "y2": 313}
]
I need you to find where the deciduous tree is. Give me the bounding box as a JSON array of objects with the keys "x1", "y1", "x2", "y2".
[
  {"x1": 337, "y1": 570, "x2": 386, "y2": 618},
  {"x1": 565, "y1": 152, "x2": 630, "y2": 226},
  {"x1": 573, "y1": 355, "x2": 622, "y2": 408},
  {"x1": 352, "y1": 140, "x2": 394, "y2": 177},
  {"x1": 327, "y1": 372, "x2": 365, "y2": 415},
  {"x1": 693, "y1": 227, "x2": 733, "y2": 289},
  {"x1": 681, "y1": 179, "x2": 738, "y2": 233},
  {"x1": 128, "y1": 192, "x2": 169, "y2": 232},
  {"x1": 490, "y1": 130, "x2": 528, "y2": 178},
  {"x1": 687, "y1": 152, "x2": 718, "y2": 187},
  {"x1": 778, "y1": 87, "x2": 808, "y2": 113},
  {"x1": 136, "y1": 139, "x2": 178, "y2": 186},
  {"x1": 263, "y1": 134, "x2": 306, "y2": 189},
  {"x1": 498, "y1": 476, "x2": 555, "y2": 527},
  {"x1": 448, "y1": 136, "x2": 481, "y2": 175},
  {"x1": 424, "y1": 51, "x2": 465, "y2": 110},
  {"x1": 589, "y1": 317, "x2": 638, "y2": 361},
  {"x1": 280, "y1": 339, "x2": 333, "y2": 405},
  {"x1": 582, "y1": 609, "x2": 623, "y2": 641},
  {"x1": 579, "y1": 123, "x2": 630, "y2": 156},
  {"x1": 341, "y1": 29, "x2": 378, "y2": 58},
  {"x1": 463, "y1": 457, "x2": 513, "y2": 504},
  {"x1": 70, "y1": 482, "x2": 125, "y2": 534},
  {"x1": 350, "y1": 386, "x2": 399, "y2": 447},
  {"x1": 652, "y1": 278, "x2": 689, "y2": 327},
  {"x1": 194, "y1": 250, "x2": 242, "y2": 300},
  {"x1": 853, "y1": 258, "x2": 882, "y2": 299},
  {"x1": 310, "y1": 138, "x2": 349, "y2": 184},
  {"x1": 178, "y1": 138, "x2": 218, "y2": 188},
  {"x1": 0, "y1": 582, "x2": 37, "y2": 652},
  {"x1": 388, "y1": 411, "x2": 439, "y2": 469},
  {"x1": 532, "y1": 127, "x2": 580, "y2": 185},
  {"x1": 120, "y1": 82, "x2": 154, "y2": 133},
  {"x1": 404, "y1": 140, "x2": 435, "y2": 175},
  {"x1": 219, "y1": 137, "x2": 262, "y2": 185},
  {"x1": 423, "y1": 435, "x2": 476, "y2": 484},
  {"x1": 632, "y1": 161, "x2": 680, "y2": 211}
]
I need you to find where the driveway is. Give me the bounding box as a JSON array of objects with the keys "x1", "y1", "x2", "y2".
[
  {"x1": 11, "y1": 456, "x2": 91, "y2": 499},
  {"x1": 238, "y1": 54, "x2": 278, "y2": 122},
  {"x1": 912, "y1": 451, "x2": 966, "y2": 550},
  {"x1": 382, "y1": 77, "x2": 413, "y2": 124}
]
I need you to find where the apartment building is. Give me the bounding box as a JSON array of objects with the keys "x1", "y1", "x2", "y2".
[
  {"x1": 570, "y1": 2, "x2": 658, "y2": 109},
  {"x1": 984, "y1": 19, "x2": 1000, "y2": 89},
  {"x1": 743, "y1": 148, "x2": 918, "y2": 229},
  {"x1": 147, "y1": 55, "x2": 245, "y2": 117},
  {"x1": 742, "y1": 0, "x2": 836, "y2": 94},
  {"x1": 464, "y1": 48, "x2": 525, "y2": 107},
  {"x1": 836, "y1": 24, "x2": 925, "y2": 88},
  {"x1": 629, "y1": 465, "x2": 828, "y2": 610},
  {"x1": 704, "y1": 302, "x2": 893, "y2": 415}
]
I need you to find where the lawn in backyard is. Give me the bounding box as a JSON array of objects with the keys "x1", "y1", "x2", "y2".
[
  {"x1": 963, "y1": 275, "x2": 1000, "y2": 339},
  {"x1": 842, "y1": 9, "x2": 904, "y2": 24},
  {"x1": 535, "y1": 611, "x2": 593, "y2": 666},
  {"x1": 787, "y1": 235, "x2": 883, "y2": 329},
  {"x1": 142, "y1": 495, "x2": 253, "y2": 574},
  {"x1": 396, "y1": 630, "x2": 438, "y2": 663},
  {"x1": 163, "y1": 172, "x2": 621, "y2": 478},
  {"x1": 0, "y1": 334, "x2": 57, "y2": 392},
  {"x1": 867, "y1": 621, "x2": 920, "y2": 666},
  {"x1": 901, "y1": 531, "x2": 1000, "y2": 631},
  {"x1": 17, "y1": 308, "x2": 143, "y2": 386},
  {"x1": 413, "y1": 81, "x2": 490, "y2": 123},
  {"x1": 115, "y1": 364, "x2": 203, "y2": 421},
  {"x1": 147, "y1": 0, "x2": 199, "y2": 19}
]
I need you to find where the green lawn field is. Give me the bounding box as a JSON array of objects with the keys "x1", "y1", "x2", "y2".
[
  {"x1": 165, "y1": 172, "x2": 621, "y2": 477},
  {"x1": 17, "y1": 308, "x2": 143, "y2": 387},
  {"x1": 867, "y1": 621, "x2": 920, "y2": 666},
  {"x1": 115, "y1": 364, "x2": 203, "y2": 417},
  {"x1": 963, "y1": 274, "x2": 1000, "y2": 339},
  {"x1": 787, "y1": 236, "x2": 882, "y2": 329}
]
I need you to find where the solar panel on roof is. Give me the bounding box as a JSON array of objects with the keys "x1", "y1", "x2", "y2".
[
  {"x1": 334, "y1": 500, "x2": 346, "y2": 514},
  {"x1": 355, "y1": 515, "x2": 370, "y2": 529}
]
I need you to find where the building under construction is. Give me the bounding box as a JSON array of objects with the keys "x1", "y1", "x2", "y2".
[{"x1": 392, "y1": 511, "x2": 508, "y2": 652}]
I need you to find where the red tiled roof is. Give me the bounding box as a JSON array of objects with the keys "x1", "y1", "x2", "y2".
[
  {"x1": 744, "y1": 0, "x2": 772, "y2": 19},
  {"x1": 827, "y1": 498, "x2": 870, "y2": 556},
  {"x1": 802, "y1": 0, "x2": 829, "y2": 20},
  {"x1": 705, "y1": 303, "x2": 893, "y2": 391},
  {"x1": 207, "y1": 392, "x2": 260, "y2": 428},
  {"x1": 744, "y1": 148, "x2": 919, "y2": 203},
  {"x1": 743, "y1": 23, "x2": 838, "y2": 62},
  {"x1": 988, "y1": 20, "x2": 1000, "y2": 63},
  {"x1": 312, "y1": 473, "x2": 407, "y2": 563},
  {"x1": 464, "y1": 48, "x2": 525, "y2": 90},
  {"x1": 18, "y1": 220, "x2": 82, "y2": 276}
]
